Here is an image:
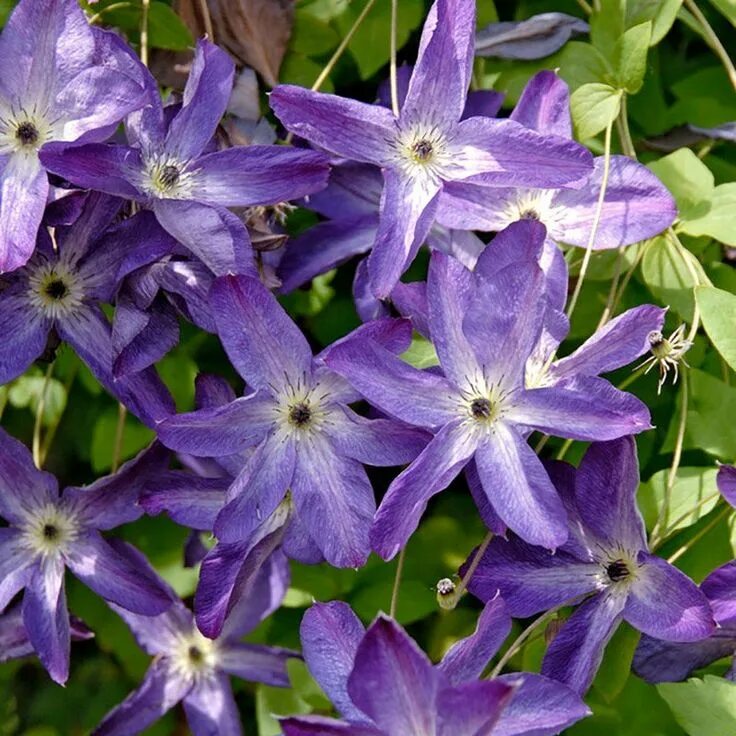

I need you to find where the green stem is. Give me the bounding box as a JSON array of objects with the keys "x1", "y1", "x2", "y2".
[
  {"x1": 88, "y1": 2, "x2": 133, "y2": 25},
  {"x1": 139, "y1": 0, "x2": 150, "y2": 67},
  {"x1": 653, "y1": 489, "x2": 724, "y2": 549},
  {"x1": 389, "y1": 0, "x2": 400, "y2": 116},
  {"x1": 32, "y1": 364, "x2": 54, "y2": 469},
  {"x1": 389, "y1": 546, "x2": 406, "y2": 618},
  {"x1": 667, "y1": 505, "x2": 732, "y2": 564},
  {"x1": 198, "y1": 0, "x2": 214, "y2": 41},
  {"x1": 616, "y1": 95, "x2": 637, "y2": 158},
  {"x1": 111, "y1": 403, "x2": 127, "y2": 474},
  {"x1": 450, "y1": 531, "x2": 493, "y2": 605},
  {"x1": 683, "y1": 0, "x2": 736, "y2": 92}
]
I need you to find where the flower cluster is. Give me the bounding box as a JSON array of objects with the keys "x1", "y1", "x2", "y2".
[{"x1": 0, "y1": 0, "x2": 728, "y2": 733}]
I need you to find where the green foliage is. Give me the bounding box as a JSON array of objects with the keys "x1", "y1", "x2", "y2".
[{"x1": 658, "y1": 676, "x2": 736, "y2": 735}]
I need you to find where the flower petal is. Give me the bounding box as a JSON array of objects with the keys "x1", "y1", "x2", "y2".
[
  {"x1": 0, "y1": 529, "x2": 34, "y2": 611},
  {"x1": 0, "y1": 288, "x2": 49, "y2": 382},
  {"x1": 220, "y1": 642, "x2": 295, "y2": 687},
  {"x1": 718, "y1": 465, "x2": 736, "y2": 510},
  {"x1": 437, "y1": 679, "x2": 515, "y2": 736},
  {"x1": 183, "y1": 673, "x2": 241, "y2": 736},
  {"x1": 509, "y1": 70, "x2": 572, "y2": 138},
  {"x1": 281, "y1": 716, "x2": 382, "y2": 736},
  {"x1": 702, "y1": 561, "x2": 736, "y2": 624}
]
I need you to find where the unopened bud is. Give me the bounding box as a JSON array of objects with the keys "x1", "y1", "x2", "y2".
[{"x1": 436, "y1": 578, "x2": 457, "y2": 610}]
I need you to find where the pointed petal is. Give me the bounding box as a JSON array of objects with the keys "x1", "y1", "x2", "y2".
[
  {"x1": 402, "y1": 0, "x2": 475, "y2": 126},
  {"x1": 324, "y1": 337, "x2": 459, "y2": 428},
  {"x1": 509, "y1": 376, "x2": 652, "y2": 441},
  {"x1": 0, "y1": 289, "x2": 49, "y2": 382},
  {"x1": 438, "y1": 593, "x2": 512, "y2": 684},
  {"x1": 541, "y1": 590, "x2": 626, "y2": 695},
  {"x1": 702, "y1": 561, "x2": 736, "y2": 624},
  {"x1": 719, "y1": 465, "x2": 736, "y2": 509},
  {"x1": 270, "y1": 85, "x2": 395, "y2": 164},
  {"x1": 183, "y1": 674, "x2": 241, "y2": 736},
  {"x1": 156, "y1": 394, "x2": 274, "y2": 457},
  {"x1": 299, "y1": 601, "x2": 367, "y2": 722},
  {"x1": 210, "y1": 274, "x2": 313, "y2": 392},
  {"x1": 292, "y1": 434, "x2": 374, "y2": 567},
  {"x1": 466, "y1": 536, "x2": 596, "y2": 617},
  {"x1": 391, "y1": 280, "x2": 430, "y2": 338},
  {"x1": 552, "y1": 305, "x2": 666, "y2": 381},
  {"x1": 436, "y1": 180, "x2": 516, "y2": 231},
  {"x1": 214, "y1": 435, "x2": 296, "y2": 543},
  {"x1": 94, "y1": 657, "x2": 190, "y2": 736},
  {"x1": 22, "y1": 556, "x2": 69, "y2": 684},
  {"x1": 626, "y1": 555, "x2": 715, "y2": 641},
  {"x1": 347, "y1": 616, "x2": 438, "y2": 735},
  {"x1": 153, "y1": 199, "x2": 255, "y2": 277},
  {"x1": 552, "y1": 156, "x2": 677, "y2": 249},
  {"x1": 371, "y1": 419, "x2": 477, "y2": 560},
  {"x1": 0, "y1": 529, "x2": 34, "y2": 611},
  {"x1": 219, "y1": 642, "x2": 293, "y2": 687},
  {"x1": 190, "y1": 146, "x2": 329, "y2": 207},
  {"x1": 66, "y1": 531, "x2": 172, "y2": 615},
  {"x1": 0, "y1": 153, "x2": 48, "y2": 272},
  {"x1": 450, "y1": 117, "x2": 592, "y2": 187},
  {"x1": 475, "y1": 424, "x2": 569, "y2": 549},
  {"x1": 510, "y1": 71, "x2": 572, "y2": 138},
  {"x1": 164, "y1": 39, "x2": 234, "y2": 160},
  {"x1": 281, "y1": 717, "x2": 382, "y2": 736},
  {"x1": 367, "y1": 169, "x2": 441, "y2": 298},
  {"x1": 437, "y1": 679, "x2": 514, "y2": 736}
]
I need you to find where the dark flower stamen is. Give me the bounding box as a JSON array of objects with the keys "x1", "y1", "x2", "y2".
[
  {"x1": 188, "y1": 645, "x2": 203, "y2": 663},
  {"x1": 160, "y1": 165, "x2": 181, "y2": 188},
  {"x1": 42, "y1": 524, "x2": 59, "y2": 540},
  {"x1": 288, "y1": 402, "x2": 312, "y2": 427},
  {"x1": 606, "y1": 559, "x2": 630, "y2": 582},
  {"x1": 44, "y1": 278, "x2": 69, "y2": 300},
  {"x1": 411, "y1": 139, "x2": 434, "y2": 162},
  {"x1": 520, "y1": 209, "x2": 540, "y2": 220},
  {"x1": 470, "y1": 398, "x2": 493, "y2": 419},
  {"x1": 16, "y1": 121, "x2": 39, "y2": 146}
]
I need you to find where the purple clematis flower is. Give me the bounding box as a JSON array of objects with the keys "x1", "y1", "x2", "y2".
[
  {"x1": 156, "y1": 274, "x2": 431, "y2": 569},
  {"x1": 0, "y1": 0, "x2": 148, "y2": 272},
  {"x1": 634, "y1": 464, "x2": 736, "y2": 683},
  {"x1": 41, "y1": 39, "x2": 330, "y2": 276},
  {"x1": 95, "y1": 542, "x2": 295, "y2": 736},
  {"x1": 437, "y1": 71, "x2": 677, "y2": 250},
  {"x1": 280, "y1": 599, "x2": 590, "y2": 736},
  {"x1": 270, "y1": 0, "x2": 593, "y2": 297},
  {"x1": 325, "y1": 222, "x2": 651, "y2": 557},
  {"x1": 0, "y1": 433, "x2": 173, "y2": 684},
  {"x1": 467, "y1": 438, "x2": 715, "y2": 695},
  {"x1": 0, "y1": 192, "x2": 175, "y2": 426}
]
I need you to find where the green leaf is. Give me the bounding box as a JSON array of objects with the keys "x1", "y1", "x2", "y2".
[
  {"x1": 290, "y1": 9, "x2": 340, "y2": 56},
  {"x1": 707, "y1": 0, "x2": 736, "y2": 27},
  {"x1": 589, "y1": 0, "x2": 626, "y2": 63},
  {"x1": 280, "y1": 51, "x2": 334, "y2": 92},
  {"x1": 695, "y1": 286, "x2": 736, "y2": 372},
  {"x1": 8, "y1": 374, "x2": 67, "y2": 427},
  {"x1": 286, "y1": 659, "x2": 332, "y2": 711},
  {"x1": 614, "y1": 21, "x2": 652, "y2": 93},
  {"x1": 570, "y1": 83, "x2": 622, "y2": 139},
  {"x1": 638, "y1": 466, "x2": 720, "y2": 533},
  {"x1": 592, "y1": 623, "x2": 641, "y2": 703},
  {"x1": 90, "y1": 409, "x2": 154, "y2": 473},
  {"x1": 647, "y1": 148, "x2": 715, "y2": 215},
  {"x1": 627, "y1": 0, "x2": 683, "y2": 44},
  {"x1": 256, "y1": 683, "x2": 311, "y2": 736},
  {"x1": 641, "y1": 234, "x2": 709, "y2": 320},
  {"x1": 147, "y1": 2, "x2": 193, "y2": 50},
  {"x1": 658, "y1": 676, "x2": 736, "y2": 735},
  {"x1": 401, "y1": 334, "x2": 440, "y2": 369},
  {"x1": 557, "y1": 41, "x2": 613, "y2": 90},
  {"x1": 679, "y1": 183, "x2": 736, "y2": 246}
]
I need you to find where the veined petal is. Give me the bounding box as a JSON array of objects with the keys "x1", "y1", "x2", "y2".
[
  {"x1": 541, "y1": 590, "x2": 626, "y2": 695},
  {"x1": 367, "y1": 168, "x2": 441, "y2": 298},
  {"x1": 438, "y1": 594, "x2": 512, "y2": 684},
  {"x1": 448, "y1": 117, "x2": 592, "y2": 187},
  {"x1": 189, "y1": 146, "x2": 329, "y2": 207},
  {"x1": 466, "y1": 535, "x2": 597, "y2": 617},
  {"x1": 436, "y1": 679, "x2": 515, "y2": 736},
  {"x1": 324, "y1": 337, "x2": 459, "y2": 429},
  {"x1": 0, "y1": 529, "x2": 34, "y2": 611},
  {"x1": 436, "y1": 181, "x2": 516, "y2": 231},
  {"x1": 183, "y1": 674, "x2": 241, "y2": 736},
  {"x1": 22, "y1": 555, "x2": 69, "y2": 685},
  {"x1": 0, "y1": 153, "x2": 48, "y2": 272},
  {"x1": 219, "y1": 642, "x2": 294, "y2": 687},
  {"x1": 551, "y1": 305, "x2": 666, "y2": 381},
  {"x1": 347, "y1": 616, "x2": 438, "y2": 735},
  {"x1": 0, "y1": 288, "x2": 49, "y2": 382},
  {"x1": 402, "y1": 0, "x2": 475, "y2": 127},
  {"x1": 291, "y1": 434, "x2": 374, "y2": 567},
  {"x1": 552, "y1": 156, "x2": 677, "y2": 249},
  {"x1": 626, "y1": 554, "x2": 715, "y2": 641},
  {"x1": 299, "y1": 601, "x2": 367, "y2": 722},
  {"x1": 509, "y1": 376, "x2": 652, "y2": 441},
  {"x1": 210, "y1": 274, "x2": 313, "y2": 392},
  {"x1": 269, "y1": 85, "x2": 395, "y2": 165},
  {"x1": 157, "y1": 394, "x2": 274, "y2": 457},
  {"x1": 509, "y1": 70, "x2": 572, "y2": 138},
  {"x1": 141, "y1": 473, "x2": 227, "y2": 531},
  {"x1": 153, "y1": 199, "x2": 255, "y2": 277},
  {"x1": 164, "y1": 39, "x2": 234, "y2": 161},
  {"x1": 370, "y1": 419, "x2": 477, "y2": 560},
  {"x1": 65, "y1": 531, "x2": 172, "y2": 615},
  {"x1": 281, "y1": 716, "x2": 382, "y2": 736},
  {"x1": 702, "y1": 561, "x2": 736, "y2": 624},
  {"x1": 475, "y1": 424, "x2": 569, "y2": 549},
  {"x1": 94, "y1": 657, "x2": 190, "y2": 736}
]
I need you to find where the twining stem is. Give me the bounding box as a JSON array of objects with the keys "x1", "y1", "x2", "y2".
[
  {"x1": 652, "y1": 489, "x2": 723, "y2": 549},
  {"x1": 311, "y1": 0, "x2": 378, "y2": 92},
  {"x1": 566, "y1": 117, "x2": 615, "y2": 320},
  {"x1": 32, "y1": 364, "x2": 54, "y2": 469},
  {"x1": 651, "y1": 371, "x2": 690, "y2": 543},
  {"x1": 39, "y1": 364, "x2": 79, "y2": 468},
  {"x1": 88, "y1": 2, "x2": 133, "y2": 25},
  {"x1": 389, "y1": 0, "x2": 400, "y2": 116},
  {"x1": 111, "y1": 403, "x2": 127, "y2": 474},
  {"x1": 616, "y1": 95, "x2": 637, "y2": 159},
  {"x1": 389, "y1": 546, "x2": 407, "y2": 618},
  {"x1": 667, "y1": 504, "x2": 732, "y2": 564},
  {"x1": 451, "y1": 531, "x2": 493, "y2": 604},
  {"x1": 139, "y1": 0, "x2": 151, "y2": 67},
  {"x1": 574, "y1": 0, "x2": 593, "y2": 14},
  {"x1": 683, "y1": 0, "x2": 736, "y2": 92},
  {"x1": 198, "y1": 0, "x2": 214, "y2": 41}
]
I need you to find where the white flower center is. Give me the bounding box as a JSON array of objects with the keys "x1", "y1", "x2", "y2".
[
  {"x1": 501, "y1": 190, "x2": 561, "y2": 233},
  {"x1": 170, "y1": 630, "x2": 219, "y2": 681},
  {"x1": 458, "y1": 373, "x2": 513, "y2": 429},
  {"x1": 275, "y1": 377, "x2": 333, "y2": 437},
  {"x1": 142, "y1": 154, "x2": 196, "y2": 198},
  {"x1": 27, "y1": 260, "x2": 84, "y2": 319},
  {"x1": 21, "y1": 503, "x2": 79, "y2": 558},
  {"x1": 0, "y1": 104, "x2": 55, "y2": 155},
  {"x1": 394, "y1": 122, "x2": 450, "y2": 182}
]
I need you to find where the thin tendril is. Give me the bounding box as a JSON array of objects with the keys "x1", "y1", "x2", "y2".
[
  {"x1": 33, "y1": 363, "x2": 54, "y2": 469},
  {"x1": 450, "y1": 531, "x2": 493, "y2": 606},
  {"x1": 389, "y1": 0, "x2": 400, "y2": 116},
  {"x1": 389, "y1": 546, "x2": 406, "y2": 618},
  {"x1": 111, "y1": 403, "x2": 127, "y2": 473},
  {"x1": 667, "y1": 504, "x2": 732, "y2": 564},
  {"x1": 198, "y1": 0, "x2": 214, "y2": 41},
  {"x1": 140, "y1": 0, "x2": 151, "y2": 67},
  {"x1": 683, "y1": 0, "x2": 736, "y2": 92}
]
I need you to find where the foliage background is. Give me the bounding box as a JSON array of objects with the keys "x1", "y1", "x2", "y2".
[{"x1": 1, "y1": 0, "x2": 736, "y2": 733}]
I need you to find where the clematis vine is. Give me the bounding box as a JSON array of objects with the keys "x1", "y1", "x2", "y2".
[
  {"x1": 467, "y1": 438, "x2": 715, "y2": 694},
  {"x1": 0, "y1": 434, "x2": 173, "y2": 683},
  {"x1": 270, "y1": 0, "x2": 593, "y2": 297}
]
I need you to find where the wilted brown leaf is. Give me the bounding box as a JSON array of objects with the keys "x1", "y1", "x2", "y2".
[{"x1": 175, "y1": 0, "x2": 295, "y2": 87}]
